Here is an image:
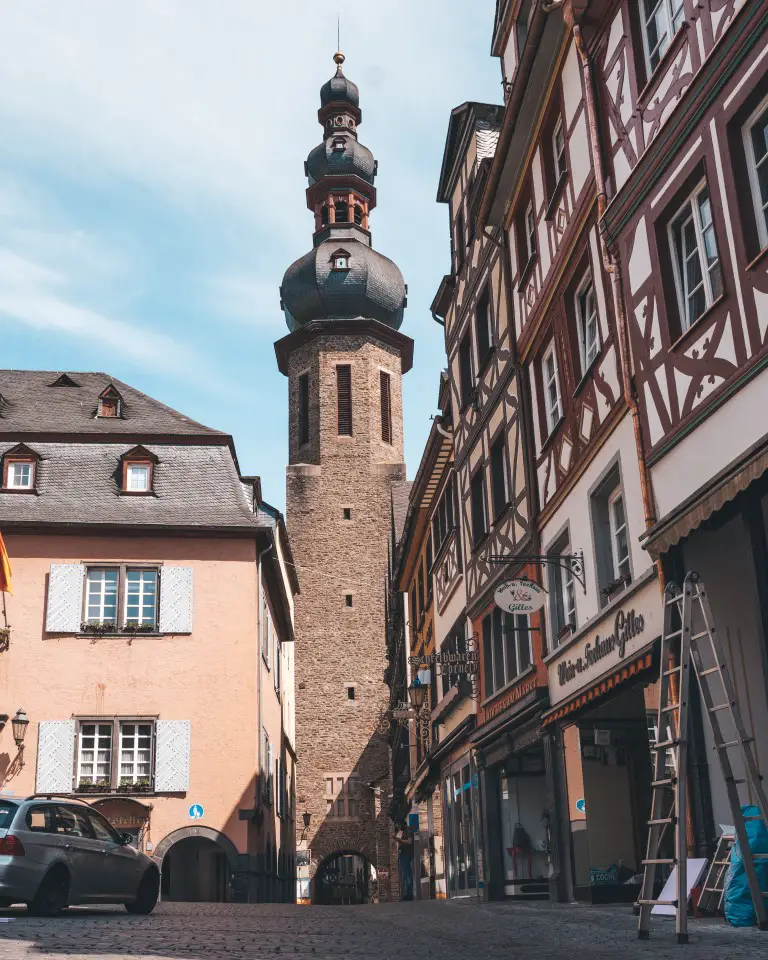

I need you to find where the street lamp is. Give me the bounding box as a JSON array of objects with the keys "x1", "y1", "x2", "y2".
[
  {"x1": 407, "y1": 682, "x2": 427, "y2": 711},
  {"x1": 302, "y1": 811, "x2": 311, "y2": 830},
  {"x1": 11, "y1": 708, "x2": 28, "y2": 749}
]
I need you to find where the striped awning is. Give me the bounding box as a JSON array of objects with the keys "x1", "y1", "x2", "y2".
[{"x1": 542, "y1": 648, "x2": 655, "y2": 726}]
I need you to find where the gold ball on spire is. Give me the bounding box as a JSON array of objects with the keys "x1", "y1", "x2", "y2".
[{"x1": 333, "y1": 51, "x2": 345, "y2": 66}]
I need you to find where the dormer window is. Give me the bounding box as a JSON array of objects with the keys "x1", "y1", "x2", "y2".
[
  {"x1": 2, "y1": 444, "x2": 40, "y2": 493},
  {"x1": 120, "y1": 446, "x2": 158, "y2": 495},
  {"x1": 332, "y1": 137, "x2": 345, "y2": 152},
  {"x1": 331, "y1": 249, "x2": 351, "y2": 272},
  {"x1": 97, "y1": 384, "x2": 123, "y2": 419},
  {"x1": 126, "y1": 463, "x2": 151, "y2": 492}
]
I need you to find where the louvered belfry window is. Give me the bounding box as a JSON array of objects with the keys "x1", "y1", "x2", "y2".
[
  {"x1": 380, "y1": 370, "x2": 392, "y2": 444},
  {"x1": 298, "y1": 372, "x2": 310, "y2": 446},
  {"x1": 337, "y1": 364, "x2": 352, "y2": 436}
]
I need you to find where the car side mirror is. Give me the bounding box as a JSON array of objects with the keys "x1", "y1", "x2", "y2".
[{"x1": 120, "y1": 833, "x2": 134, "y2": 846}]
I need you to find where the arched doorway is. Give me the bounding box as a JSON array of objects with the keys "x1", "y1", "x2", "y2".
[
  {"x1": 314, "y1": 851, "x2": 375, "y2": 905},
  {"x1": 154, "y1": 827, "x2": 238, "y2": 903}
]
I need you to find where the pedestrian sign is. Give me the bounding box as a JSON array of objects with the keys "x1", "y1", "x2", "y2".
[{"x1": 189, "y1": 804, "x2": 204, "y2": 820}]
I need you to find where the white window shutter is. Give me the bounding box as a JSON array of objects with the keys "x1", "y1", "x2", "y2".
[
  {"x1": 158, "y1": 567, "x2": 193, "y2": 633},
  {"x1": 46, "y1": 564, "x2": 85, "y2": 633},
  {"x1": 36, "y1": 720, "x2": 76, "y2": 793},
  {"x1": 155, "y1": 720, "x2": 190, "y2": 792}
]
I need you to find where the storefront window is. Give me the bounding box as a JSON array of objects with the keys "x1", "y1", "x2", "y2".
[
  {"x1": 442, "y1": 755, "x2": 480, "y2": 898},
  {"x1": 499, "y1": 747, "x2": 548, "y2": 890}
]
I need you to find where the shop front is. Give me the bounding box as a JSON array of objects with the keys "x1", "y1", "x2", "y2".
[
  {"x1": 543, "y1": 570, "x2": 663, "y2": 903},
  {"x1": 441, "y1": 747, "x2": 482, "y2": 899}
]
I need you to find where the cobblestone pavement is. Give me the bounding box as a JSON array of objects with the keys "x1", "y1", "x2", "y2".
[{"x1": 0, "y1": 900, "x2": 763, "y2": 960}]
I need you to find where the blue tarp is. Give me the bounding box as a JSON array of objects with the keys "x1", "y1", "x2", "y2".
[{"x1": 723, "y1": 805, "x2": 768, "y2": 927}]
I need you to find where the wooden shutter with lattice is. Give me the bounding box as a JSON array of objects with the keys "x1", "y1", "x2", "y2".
[
  {"x1": 154, "y1": 720, "x2": 190, "y2": 792},
  {"x1": 337, "y1": 364, "x2": 352, "y2": 436},
  {"x1": 380, "y1": 371, "x2": 392, "y2": 444},
  {"x1": 158, "y1": 567, "x2": 193, "y2": 634},
  {"x1": 46, "y1": 564, "x2": 85, "y2": 633},
  {"x1": 36, "y1": 720, "x2": 75, "y2": 793}
]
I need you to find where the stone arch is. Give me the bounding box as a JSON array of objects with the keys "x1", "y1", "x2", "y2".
[
  {"x1": 312, "y1": 848, "x2": 376, "y2": 905},
  {"x1": 153, "y1": 826, "x2": 239, "y2": 873}
]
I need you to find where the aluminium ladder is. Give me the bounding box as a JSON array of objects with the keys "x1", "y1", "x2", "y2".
[
  {"x1": 637, "y1": 572, "x2": 768, "y2": 942},
  {"x1": 697, "y1": 832, "x2": 734, "y2": 916}
]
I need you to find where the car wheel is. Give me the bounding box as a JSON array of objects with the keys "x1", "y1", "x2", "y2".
[
  {"x1": 27, "y1": 867, "x2": 70, "y2": 917},
  {"x1": 125, "y1": 869, "x2": 159, "y2": 915}
]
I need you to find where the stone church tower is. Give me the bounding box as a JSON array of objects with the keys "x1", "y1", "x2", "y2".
[{"x1": 274, "y1": 53, "x2": 412, "y2": 903}]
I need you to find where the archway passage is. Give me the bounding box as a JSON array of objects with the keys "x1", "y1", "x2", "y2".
[
  {"x1": 314, "y1": 852, "x2": 374, "y2": 905},
  {"x1": 161, "y1": 836, "x2": 228, "y2": 902}
]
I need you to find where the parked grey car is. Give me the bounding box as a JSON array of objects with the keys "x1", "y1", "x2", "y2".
[{"x1": 0, "y1": 796, "x2": 159, "y2": 916}]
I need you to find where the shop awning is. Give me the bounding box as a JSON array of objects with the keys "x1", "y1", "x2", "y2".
[
  {"x1": 641, "y1": 437, "x2": 768, "y2": 559},
  {"x1": 542, "y1": 648, "x2": 655, "y2": 726}
]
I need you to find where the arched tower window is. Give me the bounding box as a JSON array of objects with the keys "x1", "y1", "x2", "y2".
[
  {"x1": 335, "y1": 200, "x2": 349, "y2": 223},
  {"x1": 321, "y1": 205, "x2": 330, "y2": 226},
  {"x1": 354, "y1": 205, "x2": 363, "y2": 226}
]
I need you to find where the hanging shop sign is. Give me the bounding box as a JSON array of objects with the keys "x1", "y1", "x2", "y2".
[
  {"x1": 408, "y1": 650, "x2": 480, "y2": 676},
  {"x1": 547, "y1": 576, "x2": 661, "y2": 707},
  {"x1": 494, "y1": 578, "x2": 547, "y2": 614}
]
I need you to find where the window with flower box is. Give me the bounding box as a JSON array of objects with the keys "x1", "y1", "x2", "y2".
[
  {"x1": 76, "y1": 718, "x2": 155, "y2": 794},
  {"x1": 83, "y1": 565, "x2": 159, "y2": 633}
]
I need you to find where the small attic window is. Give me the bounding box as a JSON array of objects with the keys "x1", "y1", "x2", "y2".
[
  {"x1": 331, "y1": 249, "x2": 351, "y2": 272},
  {"x1": 332, "y1": 137, "x2": 345, "y2": 152},
  {"x1": 2, "y1": 444, "x2": 40, "y2": 493},
  {"x1": 97, "y1": 385, "x2": 123, "y2": 419},
  {"x1": 120, "y1": 445, "x2": 158, "y2": 495},
  {"x1": 49, "y1": 373, "x2": 80, "y2": 388}
]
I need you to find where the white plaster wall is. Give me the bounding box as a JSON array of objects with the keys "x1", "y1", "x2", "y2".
[
  {"x1": 651, "y1": 368, "x2": 768, "y2": 520},
  {"x1": 540, "y1": 413, "x2": 653, "y2": 630}
]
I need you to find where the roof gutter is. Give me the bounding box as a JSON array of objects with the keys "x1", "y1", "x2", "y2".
[{"x1": 477, "y1": 0, "x2": 551, "y2": 231}]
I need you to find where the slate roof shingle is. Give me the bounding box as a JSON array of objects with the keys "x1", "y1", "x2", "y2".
[{"x1": 0, "y1": 371, "x2": 224, "y2": 437}]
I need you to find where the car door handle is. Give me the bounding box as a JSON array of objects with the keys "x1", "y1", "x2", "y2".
[{"x1": 63, "y1": 843, "x2": 72, "y2": 850}]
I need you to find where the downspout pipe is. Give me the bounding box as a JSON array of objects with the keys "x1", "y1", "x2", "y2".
[
  {"x1": 257, "y1": 537, "x2": 274, "y2": 805},
  {"x1": 570, "y1": 12, "x2": 656, "y2": 530}
]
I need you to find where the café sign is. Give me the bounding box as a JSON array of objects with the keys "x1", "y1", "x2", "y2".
[
  {"x1": 547, "y1": 577, "x2": 661, "y2": 707},
  {"x1": 495, "y1": 578, "x2": 547, "y2": 614}
]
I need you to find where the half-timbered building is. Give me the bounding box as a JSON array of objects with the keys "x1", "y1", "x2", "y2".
[
  {"x1": 478, "y1": 1, "x2": 666, "y2": 903},
  {"x1": 597, "y1": 0, "x2": 768, "y2": 849},
  {"x1": 434, "y1": 97, "x2": 559, "y2": 901}
]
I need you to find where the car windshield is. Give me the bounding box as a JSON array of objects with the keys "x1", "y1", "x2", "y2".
[{"x1": 0, "y1": 801, "x2": 19, "y2": 829}]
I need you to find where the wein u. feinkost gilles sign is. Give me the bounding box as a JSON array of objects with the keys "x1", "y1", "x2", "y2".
[{"x1": 547, "y1": 577, "x2": 661, "y2": 707}]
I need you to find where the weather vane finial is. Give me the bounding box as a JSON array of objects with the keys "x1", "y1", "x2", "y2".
[{"x1": 334, "y1": 15, "x2": 344, "y2": 68}]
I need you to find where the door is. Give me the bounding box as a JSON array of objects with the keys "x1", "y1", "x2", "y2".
[
  {"x1": 54, "y1": 805, "x2": 114, "y2": 902},
  {"x1": 17, "y1": 805, "x2": 65, "y2": 891},
  {"x1": 85, "y1": 808, "x2": 143, "y2": 900}
]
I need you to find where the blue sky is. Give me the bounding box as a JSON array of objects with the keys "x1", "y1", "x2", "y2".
[{"x1": 0, "y1": 0, "x2": 501, "y2": 509}]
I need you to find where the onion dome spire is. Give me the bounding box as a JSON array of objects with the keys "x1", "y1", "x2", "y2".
[{"x1": 280, "y1": 53, "x2": 407, "y2": 332}]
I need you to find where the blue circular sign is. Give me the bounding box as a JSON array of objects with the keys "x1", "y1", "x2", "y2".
[
  {"x1": 189, "y1": 804, "x2": 204, "y2": 820},
  {"x1": 575, "y1": 798, "x2": 586, "y2": 814}
]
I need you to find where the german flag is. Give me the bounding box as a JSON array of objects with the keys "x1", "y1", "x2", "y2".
[{"x1": 0, "y1": 532, "x2": 12, "y2": 595}]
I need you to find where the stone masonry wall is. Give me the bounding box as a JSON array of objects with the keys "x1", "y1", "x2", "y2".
[{"x1": 286, "y1": 332, "x2": 406, "y2": 901}]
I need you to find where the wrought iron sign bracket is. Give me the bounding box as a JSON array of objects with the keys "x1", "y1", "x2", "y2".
[{"x1": 487, "y1": 551, "x2": 587, "y2": 594}]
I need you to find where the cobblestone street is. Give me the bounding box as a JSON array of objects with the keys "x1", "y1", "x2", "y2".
[{"x1": 0, "y1": 901, "x2": 763, "y2": 960}]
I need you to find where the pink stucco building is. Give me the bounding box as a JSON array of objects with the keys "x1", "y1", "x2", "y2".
[{"x1": 0, "y1": 371, "x2": 298, "y2": 903}]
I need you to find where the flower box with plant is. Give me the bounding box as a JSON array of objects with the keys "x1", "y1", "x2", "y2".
[
  {"x1": 77, "y1": 778, "x2": 111, "y2": 794},
  {"x1": 123, "y1": 621, "x2": 156, "y2": 634},
  {"x1": 81, "y1": 619, "x2": 117, "y2": 635},
  {"x1": 602, "y1": 573, "x2": 631, "y2": 601},
  {"x1": 119, "y1": 777, "x2": 152, "y2": 794}
]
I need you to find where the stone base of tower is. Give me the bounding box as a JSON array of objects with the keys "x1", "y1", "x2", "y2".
[{"x1": 277, "y1": 318, "x2": 413, "y2": 905}]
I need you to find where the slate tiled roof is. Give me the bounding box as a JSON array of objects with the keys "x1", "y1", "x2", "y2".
[
  {"x1": 475, "y1": 119, "x2": 500, "y2": 160},
  {"x1": 391, "y1": 481, "x2": 413, "y2": 545},
  {"x1": 0, "y1": 371, "x2": 224, "y2": 437},
  {"x1": 0, "y1": 442, "x2": 260, "y2": 529}
]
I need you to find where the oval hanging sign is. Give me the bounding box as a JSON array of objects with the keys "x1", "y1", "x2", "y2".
[{"x1": 494, "y1": 578, "x2": 547, "y2": 614}]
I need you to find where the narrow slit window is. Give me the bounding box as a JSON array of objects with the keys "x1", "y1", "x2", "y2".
[
  {"x1": 337, "y1": 365, "x2": 352, "y2": 436},
  {"x1": 380, "y1": 371, "x2": 392, "y2": 444},
  {"x1": 298, "y1": 372, "x2": 310, "y2": 447}
]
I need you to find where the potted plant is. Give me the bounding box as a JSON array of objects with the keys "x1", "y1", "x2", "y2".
[
  {"x1": 0, "y1": 625, "x2": 9, "y2": 651},
  {"x1": 602, "y1": 573, "x2": 631, "y2": 603},
  {"x1": 81, "y1": 619, "x2": 117, "y2": 636}
]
